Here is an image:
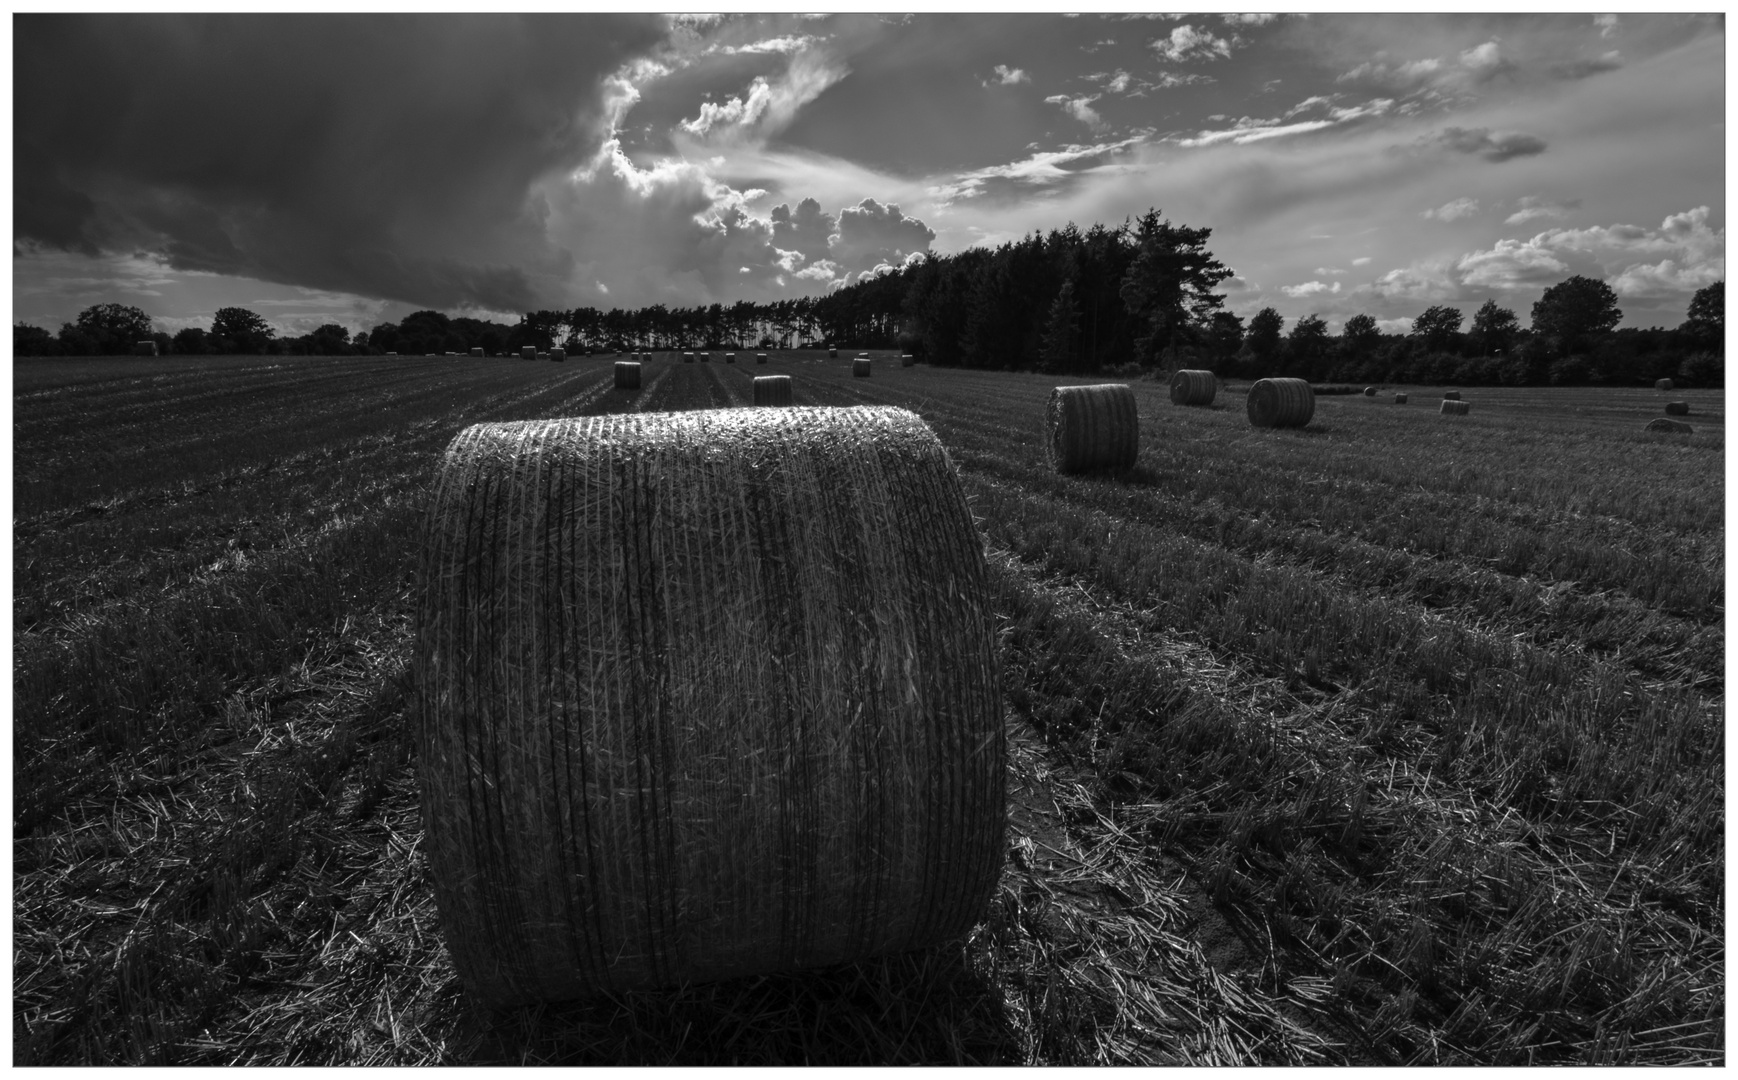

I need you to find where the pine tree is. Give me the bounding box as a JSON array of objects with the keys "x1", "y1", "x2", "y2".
[{"x1": 1040, "y1": 279, "x2": 1083, "y2": 372}]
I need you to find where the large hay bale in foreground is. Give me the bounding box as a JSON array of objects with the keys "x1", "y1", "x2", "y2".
[
  {"x1": 1442, "y1": 390, "x2": 1462, "y2": 401},
  {"x1": 134, "y1": 340, "x2": 157, "y2": 356},
  {"x1": 853, "y1": 358, "x2": 872, "y2": 377},
  {"x1": 752, "y1": 374, "x2": 792, "y2": 406},
  {"x1": 1440, "y1": 399, "x2": 1471, "y2": 416},
  {"x1": 1169, "y1": 369, "x2": 1217, "y2": 406},
  {"x1": 1665, "y1": 401, "x2": 1691, "y2": 416},
  {"x1": 1046, "y1": 383, "x2": 1138, "y2": 472},
  {"x1": 1246, "y1": 378, "x2": 1315, "y2": 429},
  {"x1": 901, "y1": 354, "x2": 916, "y2": 368},
  {"x1": 1646, "y1": 417, "x2": 1693, "y2": 435},
  {"x1": 1394, "y1": 393, "x2": 1408, "y2": 404},
  {"x1": 614, "y1": 360, "x2": 641, "y2": 389},
  {"x1": 414, "y1": 406, "x2": 1004, "y2": 1007},
  {"x1": 1656, "y1": 378, "x2": 1674, "y2": 391},
  {"x1": 756, "y1": 352, "x2": 768, "y2": 364}
]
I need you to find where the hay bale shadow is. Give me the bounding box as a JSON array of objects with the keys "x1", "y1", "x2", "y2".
[{"x1": 448, "y1": 941, "x2": 1019, "y2": 1065}]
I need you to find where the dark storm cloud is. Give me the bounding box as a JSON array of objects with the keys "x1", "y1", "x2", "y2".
[
  {"x1": 1393, "y1": 126, "x2": 1548, "y2": 164},
  {"x1": 15, "y1": 14, "x2": 667, "y2": 311}
]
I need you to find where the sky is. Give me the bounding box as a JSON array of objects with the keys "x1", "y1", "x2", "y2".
[{"x1": 10, "y1": 11, "x2": 1726, "y2": 338}]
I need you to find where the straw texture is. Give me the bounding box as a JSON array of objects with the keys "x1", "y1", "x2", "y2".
[
  {"x1": 752, "y1": 375, "x2": 793, "y2": 406},
  {"x1": 134, "y1": 340, "x2": 157, "y2": 356},
  {"x1": 614, "y1": 361, "x2": 642, "y2": 389},
  {"x1": 1046, "y1": 383, "x2": 1139, "y2": 473},
  {"x1": 1394, "y1": 393, "x2": 1408, "y2": 404},
  {"x1": 1245, "y1": 378, "x2": 1316, "y2": 429},
  {"x1": 853, "y1": 359, "x2": 872, "y2": 378},
  {"x1": 1656, "y1": 378, "x2": 1674, "y2": 391},
  {"x1": 1442, "y1": 390, "x2": 1462, "y2": 401},
  {"x1": 1440, "y1": 399, "x2": 1471, "y2": 416},
  {"x1": 1646, "y1": 417, "x2": 1693, "y2": 434},
  {"x1": 522, "y1": 347, "x2": 536, "y2": 360},
  {"x1": 1168, "y1": 369, "x2": 1217, "y2": 406},
  {"x1": 1665, "y1": 401, "x2": 1690, "y2": 416},
  {"x1": 413, "y1": 405, "x2": 1004, "y2": 1008}
]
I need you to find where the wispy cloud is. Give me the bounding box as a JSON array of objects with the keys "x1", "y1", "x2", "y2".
[
  {"x1": 988, "y1": 63, "x2": 1028, "y2": 85},
  {"x1": 1503, "y1": 195, "x2": 1580, "y2": 226},
  {"x1": 1176, "y1": 99, "x2": 1392, "y2": 148},
  {"x1": 1422, "y1": 197, "x2": 1479, "y2": 222},
  {"x1": 1403, "y1": 126, "x2": 1547, "y2": 162},
  {"x1": 1045, "y1": 93, "x2": 1105, "y2": 130}
]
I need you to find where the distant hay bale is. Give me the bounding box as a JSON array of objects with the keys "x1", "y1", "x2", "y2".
[
  {"x1": 757, "y1": 352, "x2": 768, "y2": 364},
  {"x1": 1363, "y1": 386, "x2": 1377, "y2": 397},
  {"x1": 414, "y1": 405, "x2": 1004, "y2": 1007},
  {"x1": 829, "y1": 347, "x2": 838, "y2": 358},
  {"x1": 469, "y1": 347, "x2": 484, "y2": 357},
  {"x1": 853, "y1": 358, "x2": 872, "y2": 377},
  {"x1": 1442, "y1": 390, "x2": 1462, "y2": 401},
  {"x1": 901, "y1": 354, "x2": 916, "y2": 368},
  {"x1": 725, "y1": 352, "x2": 736, "y2": 364},
  {"x1": 134, "y1": 340, "x2": 157, "y2": 356},
  {"x1": 521, "y1": 346, "x2": 536, "y2": 360},
  {"x1": 684, "y1": 352, "x2": 696, "y2": 364},
  {"x1": 1394, "y1": 393, "x2": 1408, "y2": 404},
  {"x1": 1169, "y1": 369, "x2": 1217, "y2": 406},
  {"x1": 1046, "y1": 383, "x2": 1139, "y2": 473},
  {"x1": 1656, "y1": 378, "x2": 1674, "y2": 391},
  {"x1": 858, "y1": 352, "x2": 869, "y2": 359},
  {"x1": 752, "y1": 374, "x2": 792, "y2": 406},
  {"x1": 614, "y1": 361, "x2": 641, "y2": 389},
  {"x1": 701, "y1": 352, "x2": 711, "y2": 363},
  {"x1": 1646, "y1": 417, "x2": 1693, "y2": 435},
  {"x1": 1665, "y1": 401, "x2": 1690, "y2": 416},
  {"x1": 1246, "y1": 378, "x2": 1316, "y2": 429},
  {"x1": 387, "y1": 351, "x2": 398, "y2": 356},
  {"x1": 1440, "y1": 399, "x2": 1471, "y2": 416},
  {"x1": 550, "y1": 348, "x2": 566, "y2": 362}
]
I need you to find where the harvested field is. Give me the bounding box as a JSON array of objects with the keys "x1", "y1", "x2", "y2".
[{"x1": 13, "y1": 353, "x2": 1725, "y2": 1066}]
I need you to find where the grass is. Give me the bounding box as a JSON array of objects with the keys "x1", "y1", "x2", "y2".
[{"x1": 13, "y1": 351, "x2": 1724, "y2": 1064}]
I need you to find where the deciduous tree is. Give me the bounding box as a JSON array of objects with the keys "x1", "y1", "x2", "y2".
[{"x1": 1531, "y1": 275, "x2": 1620, "y2": 355}]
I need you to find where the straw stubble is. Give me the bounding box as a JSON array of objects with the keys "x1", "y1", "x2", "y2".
[{"x1": 413, "y1": 405, "x2": 1005, "y2": 1008}]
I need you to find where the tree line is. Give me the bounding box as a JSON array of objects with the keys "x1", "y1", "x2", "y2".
[{"x1": 14, "y1": 209, "x2": 1724, "y2": 387}]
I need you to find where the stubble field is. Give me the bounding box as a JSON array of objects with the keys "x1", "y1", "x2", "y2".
[{"x1": 13, "y1": 351, "x2": 1724, "y2": 1064}]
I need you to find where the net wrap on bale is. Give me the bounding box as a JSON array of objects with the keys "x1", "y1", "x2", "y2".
[
  {"x1": 1646, "y1": 417, "x2": 1693, "y2": 434},
  {"x1": 752, "y1": 375, "x2": 793, "y2": 406},
  {"x1": 1169, "y1": 369, "x2": 1218, "y2": 406},
  {"x1": 614, "y1": 361, "x2": 641, "y2": 389},
  {"x1": 1046, "y1": 384, "x2": 1139, "y2": 473},
  {"x1": 413, "y1": 405, "x2": 1004, "y2": 1008},
  {"x1": 853, "y1": 358, "x2": 872, "y2": 378},
  {"x1": 1665, "y1": 401, "x2": 1691, "y2": 416},
  {"x1": 1440, "y1": 399, "x2": 1471, "y2": 416},
  {"x1": 1246, "y1": 378, "x2": 1315, "y2": 429}
]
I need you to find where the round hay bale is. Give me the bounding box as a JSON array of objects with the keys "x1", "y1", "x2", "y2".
[
  {"x1": 901, "y1": 354, "x2": 916, "y2": 368},
  {"x1": 1363, "y1": 386, "x2": 1377, "y2": 397},
  {"x1": 614, "y1": 360, "x2": 641, "y2": 389},
  {"x1": 1439, "y1": 399, "x2": 1471, "y2": 416},
  {"x1": 828, "y1": 348, "x2": 838, "y2": 358},
  {"x1": 725, "y1": 353, "x2": 736, "y2": 364},
  {"x1": 550, "y1": 348, "x2": 566, "y2": 362},
  {"x1": 521, "y1": 346, "x2": 537, "y2": 360},
  {"x1": 1169, "y1": 369, "x2": 1217, "y2": 406},
  {"x1": 470, "y1": 347, "x2": 484, "y2": 357},
  {"x1": 853, "y1": 358, "x2": 872, "y2": 378},
  {"x1": 1394, "y1": 393, "x2": 1408, "y2": 404},
  {"x1": 1646, "y1": 417, "x2": 1693, "y2": 435},
  {"x1": 1442, "y1": 390, "x2": 1462, "y2": 401},
  {"x1": 1046, "y1": 383, "x2": 1139, "y2": 473},
  {"x1": 701, "y1": 352, "x2": 711, "y2": 363},
  {"x1": 684, "y1": 352, "x2": 696, "y2": 364},
  {"x1": 1665, "y1": 401, "x2": 1691, "y2": 416},
  {"x1": 414, "y1": 405, "x2": 1004, "y2": 1007},
  {"x1": 1656, "y1": 378, "x2": 1674, "y2": 391},
  {"x1": 134, "y1": 340, "x2": 158, "y2": 356},
  {"x1": 756, "y1": 352, "x2": 768, "y2": 364},
  {"x1": 1246, "y1": 378, "x2": 1315, "y2": 429},
  {"x1": 752, "y1": 374, "x2": 793, "y2": 406},
  {"x1": 858, "y1": 352, "x2": 869, "y2": 359}
]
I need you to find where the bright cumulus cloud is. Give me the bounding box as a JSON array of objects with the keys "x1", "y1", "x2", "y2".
[{"x1": 9, "y1": 12, "x2": 1724, "y2": 335}]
